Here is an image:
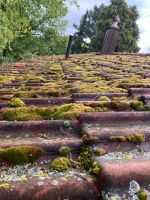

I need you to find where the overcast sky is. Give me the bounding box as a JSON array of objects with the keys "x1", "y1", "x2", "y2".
[{"x1": 65, "y1": 0, "x2": 150, "y2": 52}]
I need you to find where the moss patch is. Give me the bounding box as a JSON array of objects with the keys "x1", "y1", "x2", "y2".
[
  {"x1": 90, "y1": 102, "x2": 111, "y2": 112},
  {"x1": 3, "y1": 106, "x2": 56, "y2": 121},
  {"x1": 112, "y1": 96, "x2": 128, "y2": 101},
  {"x1": 27, "y1": 76, "x2": 45, "y2": 83},
  {"x1": 82, "y1": 135, "x2": 99, "y2": 145},
  {"x1": 108, "y1": 133, "x2": 145, "y2": 144},
  {"x1": 58, "y1": 146, "x2": 72, "y2": 157},
  {"x1": 111, "y1": 100, "x2": 130, "y2": 111},
  {"x1": 50, "y1": 157, "x2": 71, "y2": 171},
  {"x1": 75, "y1": 82, "x2": 126, "y2": 93},
  {"x1": 97, "y1": 96, "x2": 111, "y2": 102},
  {"x1": 0, "y1": 146, "x2": 44, "y2": 165},
  {"x1": 14, "y1": 87, "x2": 62, "y2": 98},
  {"x1": 3, "y1": 104, "x2": 94, "y2": 121},
  {"x1": 108, "y1": 136, "x2": 126, "y2": 142},
  {"x1": 77, "y1": 146, "x2": 92, "y2": 170},
  {"x1": 137, "y1": 189, "x2": 149, "y2": 200},
  {"x1": 93, "y1": 147, "x2": 106, "y2": 156},
  {"x1": 53, "y1": 103, "x2": 94, "y2": 120},
  {"x1": 0, "y1": 75, "x2": 14, "y2": 84},
  {"x1": 10, "y1": 98, "x2": 25, "y2": 107},
  {"x1": 90, "y1": 161, "x2": 101, "y2": 175},
  {"x1": 127, "y1": 133, "x2": 145, "y2": 144},
  {"x1": 131, "y1": 101, "x2": 145, "y2": 111}
]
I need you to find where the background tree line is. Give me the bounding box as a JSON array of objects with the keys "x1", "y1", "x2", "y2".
[{"x1": 0, "y1": 0, "x2": 140, "y2": 62}]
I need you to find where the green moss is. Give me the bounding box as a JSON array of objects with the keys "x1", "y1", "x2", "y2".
[
  {"x1": 82, "y1": 135, "x2": 99, "y2": 145},
  {"x1": 97, "y1": 96, "x2": 111, "y2": 102},
  {"x1": 77, "y1": 146, "x2": 92, "y2": 170},
  {"x1": 127, "y1": 133, "x2": 145, "y2": 144},
  {"x1": 3, "y1": 106, "x2": 56, "y2": 121},
  {"x1": 108, "y1": 136, "x2": 126, "y2": 142},
  {"x1": 46, "y1": 88, "x2": 61, "y2": 97},
  {"x1": 131, "y1": 101, "x2": 150, "y2": 111},
  {"x1": 107, "y1": 133, "x2": 145, "y2": 144},
  {"x1": 117, "y1": 77, "x2": 150, "y2": 89},
  {"x1": 93, "y1": 147, "x2": 106, "y2": 156},
  {"x1": 111, "y1": 100, "x2": 130, "y2": 111},
  {"x1": 3, "y1": 107, "x2": 41, "y2": 121},
  {"x1": 53, "y1": 103, "x2": 94, "y2": 120},
  {"x1": 3, "y1": 104, "x2": 94, "y2": 121},
  {"x1": 90, "y1": 102, "x2": 111, "y2": 112},
  {"x1": 90, "y1": 161, "x2": 101, "y2": 175},
  {"x1": 94, "y1": 107, "x2": 109, "y2": 112},
  {"x1": 72, "y1": 66, "x2": 84, "y2": 71},
  {"x1": 27, "y1": 76, "x2": 45, "y2": 82},
  {"x1": 49, "y1": 65, "x2": 63, "y2": 74},
  {"x1": 14, "y1": 91, "x2": 38, "y2": 98},
  {"x1": 14, "y1": 92, "x2": 28, "y2": 98},
  {"x1": 0, "y1": 75, "x2": 14, "y2": 84},
  {"x1": 10, "y1": 98, "x2": 25, "y2": 107},
  {"x1": 44, "y1": 82, "x2": 59, "y2": 87},
  {"x1": 137, "y1": 189, "x2": 148, "y2": 200},
  {"x1": 71, "y1": 81, "x2": 126, "y2": 94},
  {"x1": 144, "y1": 105, "x2": 150, "y2": 111},
  {"x1": 35, "y1": 107, "x2": 57, "y2": 120},
  {"x1": 77, "y1": 86, "x2": 126, "y2": 93},
  {"x1": 64, "y1": 83, "x2": 74, "y2": 89},
  {"x1": 112, "y1": 96, "x2": 128, "y2": 101},
  {"x1": 0, "y1": 146, "x2": 44, "y2": 165},
  {"x1": 14, "y1": 88, "x2": 62, "y2": 98},
  {"x1": 58, "y1": 146, "x2": 72, "y2": 157},
  {"x1": 50, "y1": 157, "x2": 71, "y2": 171}
]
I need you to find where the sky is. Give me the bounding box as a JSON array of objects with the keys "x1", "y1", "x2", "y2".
[{"x1": 65, "y1": 0, "x2": 150, "y2": 52}]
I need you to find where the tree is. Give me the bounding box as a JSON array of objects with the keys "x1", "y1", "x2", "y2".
[
  {"x1": 73, "y1": 0, "x2": 140, "y2": 53},
  {"x1": 6, "y1": 28, "x2": 68, "y2": 60},
  {"x1": 72, "y1": 6, "x2": 100, "y2": 53},
  {"x1": 0, "y1": 0, "x2": 78, "y2": 56}
]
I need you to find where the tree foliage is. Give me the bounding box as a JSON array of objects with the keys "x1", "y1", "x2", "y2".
[
  {"x1": 72, "y1": 0, "x2": 140, "y2": 53},
  {"x1": 6, "y1": 29, "x2": 68, "y2": 60},
  {"x1": 0, "y1": 0, "x2": 78, "y2": 58},
  {"x1": 72, "y1": 8, "x2": 98, "y2": 54}
]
